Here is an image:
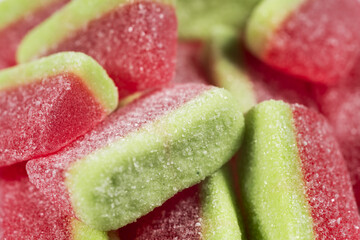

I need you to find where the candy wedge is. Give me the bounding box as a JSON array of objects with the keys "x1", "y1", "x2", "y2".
[
  {"x1": 118, "y1": 166, "x2": 245, "y2": 239},
  {"x1": 238, "y1": 100, "x2": 360, "y2": 239},
  {"x1": 0, "y1": 52, "x2": 118, "y2": 166},
  {"x1": 246, "y1": 0, "x2": 360, "y2": 84},
  {"x1": 18, "y1": 0, "x2": 177, "y2": 99},
  {"x1": 313, "y1": 56, "x2": 360, "y2": 208},
  {"x1": 0, "y1": 163, "x2": 112, "y2": 240},
  {"x1": 26, "y1": 83, "x2": 244, "y2": 231},
  {"x1": 0, "y1": 0, "x2": 68, "y2": 69}
]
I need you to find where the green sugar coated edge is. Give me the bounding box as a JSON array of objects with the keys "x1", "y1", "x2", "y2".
[
  {"x1": 0, "y1": 0, "x2": 59, "y2": 31},
  {"x1": 201, "y1": 165, "x2": 246, "y2": 240},
  {"x1": 0, "y1": 52, "x2": 118, "y2": 113},
  {"x1": 66, "y1": 87, "x2": 244, "y2": 231},
  {"x1": 17, "y1": 0, "x2": 175, "y2": 63},
  {"x1": 245, "y1": 0, "x2": 306, "y2": 58},
  {"x1": 238, "y1": 100, "x2": 314, "y2": 239},
  {"x1": 176, "y1": 0, "x2": 259, "y2": 40},
  {"x1": 71, "y1": 219, "x2": 110, "y2": 240}
]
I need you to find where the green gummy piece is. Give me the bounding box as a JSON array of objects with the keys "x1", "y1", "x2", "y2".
[
  {"x1": 206, "y1": 31, "x2": 256, "y2": 113},
  {"x1": 201, "y1": 165, "x2": 246, "y2": 240},
  {"x1": 176, "y1": 0, "x2": 260, "y2": 40},
  {"x1": 0, "y1": 52, "x2": 118, "y2": 113},
  {"x1": 17, "y1": 0, "x2": 175, "y2": 63},
  {"x1": 66, "y1": 87, "x2": 244, "y2": 231},
  {"x1": 238, "y1": 100, "x2": 314, "y2": 239},
  {"x1": 71, "y1": 219, "x2": 111, "y2": 240},
  {"x1": 0, "y1": 0, "x2": 59, "y2": 30},
  {"x1": 245, "y1": 0, "x2": 306, "y2": 58}
]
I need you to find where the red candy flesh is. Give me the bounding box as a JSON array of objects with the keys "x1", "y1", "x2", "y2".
[
  {"x1": 292, "y1": 105, "x2": 360, "y2": 239},
  {"x1": 313, "y1": 57, "x2": 360, "y2": 208},
  {"x1": 0, "y1": 163, "x2": 72, "y2": 240},
  {"x1": 0, "y1": 73, "x2": 106, "y2": 166},
  {"x1": 46, "y1": 2, "x2": 177, "y2": 99},
  {"x1": 265, "y1": 0, "x2": 360, "y2": 85},
  {"x1": 244, "y1": 49, "x2": 315, "y2": 109},
  {"x1": 118, "y1": 185, "x2": 202, "y2": 240},
  {"x1": 26, "y1": 83, "x2": 210, "y2": 217},
  {"x1": 0, "y1": 0, "x2": 69, "y2": 70},
  {"x1": 173, "y1": 42, "x2": 208, "y2": 84}
]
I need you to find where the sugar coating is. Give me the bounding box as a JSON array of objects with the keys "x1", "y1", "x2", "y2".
[
  {"x1": 239, "y1": 101, "x2": 314, "y2": 239},
  {"x1": 265, "y1": 0, "x2": 360, "y2": 84},
  {"x1": 0, "y1": 163, "x2": 72, "y2": 240},
  {"x1": 244, "y1": 50, "x2": 316, "y2": 109},
  {"x1": 0, "y1": 0, "x2": 68, "y2": 69},
  {"x1": 292, "y1": 104, "x2": 360, "y2": 239},
  {"x1": 27, "y1": 83, "x2": 244, "y2": 230},
  {"x1": 118, "y1": 185, "x2": 202, "y2": 239},
  {"x1": 0, "y1": 164, "x2": 109, "y2": 240},
  {"x1": 313, "y1": 56, "x2": 360, "y2": 209},
  {"x1": 117, "y1": 166, "x2": 244, "y2": 240},
  {"x1": 0, "y1": 73, "x2": 105, "y2": 166},
  {"x1": 172, "y1": 42, "x2": 208, "y2": 84},
  {"x1": 42, "y1": 2, "x2": 177, "y2": 99}
]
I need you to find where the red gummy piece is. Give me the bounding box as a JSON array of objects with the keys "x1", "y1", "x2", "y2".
[
  {"x1": 46, "y1": 2, "x2": 177, "y2": 99},
  {"x1": 0, "y1": 163, "x2": 72, "y2": 240},
  {"x1": 266, "y1": 0, "x2": 360, "y2": 85},
  {"x1": 0, "y1": 0, "x2": 69, "y2": 70},
  {"x1": 292, "y1": 105, "x2": 360, "y2": 239},
  {"x1": 0, "y1": 73, "x2": 105, "y2": 166},
  {"x1": 118, "y1": 185, "x2": 201, "y2": 240}
]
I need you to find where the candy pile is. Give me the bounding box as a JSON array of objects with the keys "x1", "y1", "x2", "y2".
[{"x1": 1, "y1": 0, "x2": 360, "y2": 239}]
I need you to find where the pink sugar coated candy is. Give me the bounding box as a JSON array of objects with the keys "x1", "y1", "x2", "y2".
[
  {"x1": 26, "y1": 83, "x2": 243, "y2": 231},
  {"x1": 0, "y1": 52, "x2": 118, "y2": 166}
]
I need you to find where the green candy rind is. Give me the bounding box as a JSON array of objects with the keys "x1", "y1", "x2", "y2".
[
  {"x1": 206, "y1": 30, "x2": 256, "y2": 113},
  {"x1": 71, "y1": 219, "x2": 110, "y2": 240},
  {"x1": 0, "y1": 52, "x2": 118, "y2": 113},
  {"x1": 201, "y1": 166, "x2": 246, "y2": 240},
  {"x1": 66, "y1": 87, "x2": 244, "y2": 231},
  {"x1": 17, "y1": 0, "x2": 175, "y2": 63},
  {"x1": 0, "y1": 0, "x2": 59, "y2": 30},
  {"x1": 176, "y1": 0, "x2": 259, "y2": 40},
  {"x1": 245, "y1": 0, "x2": 306, "y2": 58},
  {"x1": 238, "y1": 100, "x2": 314, "y2": 239}
]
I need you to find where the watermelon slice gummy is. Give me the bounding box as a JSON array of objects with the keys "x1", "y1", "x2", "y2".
[
  {"x1": 0, "y1": 163, "x2": 111, "y2": 240},
  {"x1": 0, "y1": 0, "x2": 69, "y2": 70},
  {"x1": 246, "y1": 0, "x2": 360, "y2": 85},
  {"x1": 118, "y1": 166, "x2": 245, "y2": 239},
  {"x1": 238, "y1": 100, "x2": 360, "y2": 239},
  {"x1": 0, "y1": 52, "x2": 118, "y2": 166},
  {"x1": 17, "y1": 0, "x2": 177, "y2": 99},
  {"x1": 26, "y1": 83, "x2": 244, "y2": 231}
]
